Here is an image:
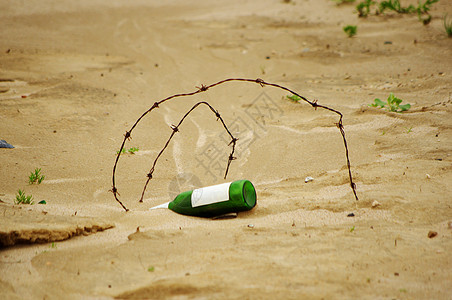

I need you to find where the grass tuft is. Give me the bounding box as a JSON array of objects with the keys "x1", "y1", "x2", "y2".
[
  {"x1": 356, "y1": 0, "x2": 376, "y2": 17},
  {"x1": 29, "y1": 168, "x2": 45, "y2": 184},
  {"x1": 356, "y1": 0, "x2": 438, "y2": 24},
  {"x1": 343, "y1": 25, "x2": 357, "y2": 37},
  {"x1": 444, "y1": 14, "x2": 452, "y2": 37},
  {"x1": 15, "y1": 189, "x2": 34, "y2": 205}
]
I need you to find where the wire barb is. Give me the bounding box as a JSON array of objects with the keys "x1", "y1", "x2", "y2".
[
  {"x1": 196, "y1": 84, "x2": 208, "y2": 92},
  {"x1": 170, "y1": 124, "x2": 179, "y2": 132},
  {"x1": 312, "y1": 100, "x2": 318, "y2": 110},
  {"x1": 255, "y1": 78, "x2": 265, "y2": 87},
  {"x1": 228, "y1": 137, "x2": 238, "y2": 146}
]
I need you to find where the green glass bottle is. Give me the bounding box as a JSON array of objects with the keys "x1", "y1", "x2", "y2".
[{"x1": 150, "y1": 180, "x2": 257, "y2": 217}]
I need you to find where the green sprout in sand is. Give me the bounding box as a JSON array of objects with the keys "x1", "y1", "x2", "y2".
[
  {"x1": 117, "y1": 147, "x2": 140, "y2": 154},
  {"x1": 343, "y1": 25, "x2": 357, "y2": 37},
  {"x1": 356, "y1": 0, "x2": 376, "y2": 17},
  {"x1": 444, "y1": 14, "x2": 452, "y2": 37},
  {"x1": 369, "y1": 93, "x2": 411, "y2": 113},
  {"x1": 15, "y1": 189, "x2": 34, "y2": 205},
  {"x1": 286, "y1": 94, "x2": 302, "y2": 103},
  {"x1": 29, "y1": 168, "x2": 45, "y2": 184}
]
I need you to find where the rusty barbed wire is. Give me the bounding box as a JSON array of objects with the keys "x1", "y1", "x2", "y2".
[
  {"x1": 137, "y1": 101, "x2": 237, "y2": 203},
  {"x1": 111, "y1": 78, "x2": 359, "y2": 211}
]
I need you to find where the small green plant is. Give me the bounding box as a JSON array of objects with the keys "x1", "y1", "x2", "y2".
[
  {"x1": 416, "y1": 0, "x2": 439, "y2": 25},
  {"x1": 356, "y1": 0, "x2": 376, "y2": 17},
  {"x1": 444, "y1": 14, "x2": 452, "y2": 37},
  {"x1": 417, "y1": 0, "x2": 438, "y2": 19},
  {"x1": 356, "y1": 0, "x2": 438, "y2": 24},
  {"x1": 286, "y1": 94, "x2": 301, "y2": 103},
  {"x1": 379, "y1": 0, "x2": 415, "y2": 14},
  {"x1": 350, "y1": 226, "x2": 356, "y2": 232},
  {"x1": 128, "y1": 147, "x2": 139, "y2": 154},
  {"x1": 376, "y1": 0, "x2": 438, "y2": 24},
  {"x1": 343, "y1": 25, "x2": 358, "y2": 37},
  {"x1": 15, "y1": 189, "x2": 34, "y2": 205},
  {"x1": 147, "y1": 266, "x2": 155, "y2": 272},
  {"x1": 50, "y1": 242, "x2": 57, "y2": 249},
  {"x1": 369, "y1": 93, "x2": 411, "y2": 113},
  {"x1": 405, "y1": 126, "x2": 413, "y2": 133},
  {"x1": 29, "y1": 168, "x2": 45, "y2": 184},
  {"x1": 117, "y1": 147, "x2": 140, "y2": 154}
]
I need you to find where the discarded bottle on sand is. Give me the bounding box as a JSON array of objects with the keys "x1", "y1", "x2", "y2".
[{"x1": 150, "y1": 180, "x2": 257, "y2": 217}]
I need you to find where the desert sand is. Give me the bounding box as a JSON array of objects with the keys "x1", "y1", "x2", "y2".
[{"x1": 1, "y1": 0, "x2": 451, "y2": 299}]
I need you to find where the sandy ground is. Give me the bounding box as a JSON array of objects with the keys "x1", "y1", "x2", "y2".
[{"x1": 1, "y1": 0, "x2": 451, "y2": 299}]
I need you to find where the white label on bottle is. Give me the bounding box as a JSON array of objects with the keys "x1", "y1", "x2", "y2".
[{"x1": 191, "y1": 182, "x2": 232, "y2": 208}]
